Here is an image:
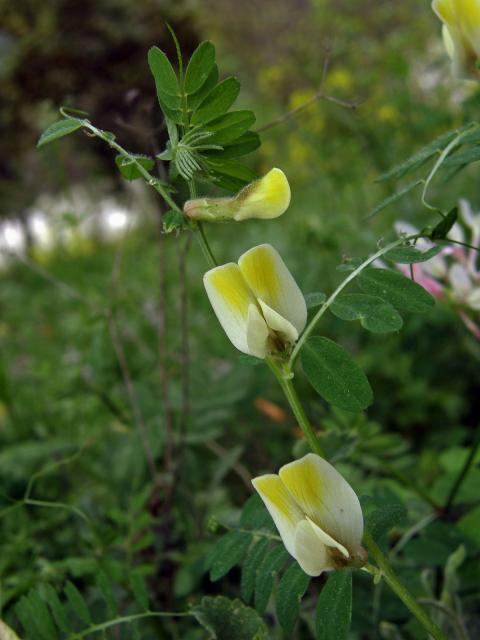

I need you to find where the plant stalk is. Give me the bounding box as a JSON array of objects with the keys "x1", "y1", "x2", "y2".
[
  {"x1": 364, "y1": 532, "x2": 447, "y2": 640},
  {"x1": 266, "y1": 357, "x2": 325, "y2": 456},
  {"x1": 267, "y1": 364, "x2": 447, "y2": 640}
]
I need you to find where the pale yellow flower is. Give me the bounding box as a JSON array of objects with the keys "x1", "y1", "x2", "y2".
[
  {"x1": 253, "y1": 454, "x2": 366, "y2": 577},
  {"x1": 203, "y1": 244, "x2": 306, "y2": 359},
  {"x1": 183, "y1": 168, "x2": 290, "y2": 222},
  {"x1": 432, "y1": 0, "x2": 480, "y2": 79}
]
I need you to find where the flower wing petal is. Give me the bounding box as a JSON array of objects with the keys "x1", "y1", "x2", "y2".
[
  {"x1": 279, "y1": 453, "x2": 364, "y2": 553},
  {"x1": 204, "y1": 263, "x2": 260, "y2": 355},
  {"x1": 258, "y1": 299, "x2": 299, "y2": 345},
  {"x1": 246, "y1": 304, "x2": 270, "y2": 359},
  {"x1": 238, "y1": 244, "x2": 307, "y2": 334},
  {"x1": 252, "y1": 474, "x2": 303, "y2": 557},
  {"x1": 293, "y1": 519, "x2": 332, "y2": 576}
]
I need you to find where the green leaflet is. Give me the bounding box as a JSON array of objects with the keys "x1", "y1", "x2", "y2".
[
  {"x1": 330, "y1": 293, "x2": 403, "y2": 333},
  {"x1": 37, "y1": 118, "x2": 83, "y2": 147},
  {"x1": 315, "y1": 571, "x2": 352, "y2": 640},
  {"x1": 276, "y1": 562, "x2": 310, "y2": 634},
  {"x1": 301, "y1": 336, "x2": 373, "y2": 412},
  {"x1": 184, "y1": 41, "x2": 216, "y2": 94},
  {"x1": 359, "y1": 268, "x2": 435, "y2": 314}
]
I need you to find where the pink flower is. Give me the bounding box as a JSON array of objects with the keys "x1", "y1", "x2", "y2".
[{"x1": 390, "y1": 205, "x2": 480, "y2": 338}]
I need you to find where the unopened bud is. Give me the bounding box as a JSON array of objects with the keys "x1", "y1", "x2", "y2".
[{"x1": 183, "y1": 168, "x2": 291, "y2": 223}]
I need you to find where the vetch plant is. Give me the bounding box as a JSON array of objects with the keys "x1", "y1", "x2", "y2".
[{"x1": 25, "y1": 20, "x2": 480, "y2": 640}]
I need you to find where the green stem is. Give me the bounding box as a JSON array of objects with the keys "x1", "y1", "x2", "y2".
[
  {"x1": 187, "y1": 179, "x2": 218, "y2": 269},
  {"x1": 70, "y1": 610, "x2": 191, "y2": 639},
  {"x1": 421, "y1": 125, "x2": 476, "y2": 213},
  {"x1": 79, "y1": 119, "x2": 182, "y2": 214},
  {"x1": 364, "y1": 532, "x2": 447, "y2": 640},
  {"x1": 266, "y1": 357, "x2": 325, "y2": 456},
  {"x1": 289, "y1": 235, "x2": 417, "y2": 367},
  {"x1": 195, "y1": 222, "x2": 217, "y2": 268},
  {"x1": 81, "y1": 116, "x2": 219, "y2": 270},
  {"x1": 268, "y1": 367, "x2": 447, "y2": 640},
  {"x1": 444, "y1": 426, "x2": 480, "y2": 511}
]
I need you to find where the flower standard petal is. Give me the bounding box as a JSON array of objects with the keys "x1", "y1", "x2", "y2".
[
  {"x1": 293, "y1": 519, "x2": 333, "y2": 576},
  {"x1": 204, "y1": 263, "x2": 265, "y2": 355},
  {"x1": 238, "y1": 244, "x2": 307, "y2": 335},
  {"x1": 279, "y1": 453, "x2": 364, "y2": 554},
  {"x1": 252, "y1": 474, "x2": 304, "y2": 557}
]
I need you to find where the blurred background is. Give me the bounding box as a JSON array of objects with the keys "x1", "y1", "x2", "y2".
[{"x1": 1, "y1": 1, "x2": 480, "y2": 638}]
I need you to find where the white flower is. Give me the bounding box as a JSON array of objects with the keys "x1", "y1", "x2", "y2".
[
  {"x1": 203, "y1": 244, "x2": 307, "y2": 359},
  {"x1": 252, "y1": 453, "x2": 365, "y2": 577}
]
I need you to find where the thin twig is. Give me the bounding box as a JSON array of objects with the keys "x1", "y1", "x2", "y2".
[
  {"x1": 256, "y1": 57, "x2": 360, "y2": 135},
  {"x1": 106, "y1": 230, "x2": 157, "y2": 480}
]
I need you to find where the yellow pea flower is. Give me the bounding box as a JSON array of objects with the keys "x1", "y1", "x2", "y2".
[
  {"x1": 432, "y1": 0, "x2": 480, "y2": 79},
  {"x1": 203, "y1": 244, "x2": 306, "y2": 359},
  {"x1": 183, "y1": 168, "x2": 290, "y2": 223},
  {"x1": 0, "y1": 620, "x2": 21, "y2": 640},
  {"x1": 253, "y1": 453, "x2": 366, "y2": 576}
]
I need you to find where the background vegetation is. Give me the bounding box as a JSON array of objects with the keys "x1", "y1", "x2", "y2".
[{"x1": 1, "y1": 1, "x2": 479, "y2": 638}]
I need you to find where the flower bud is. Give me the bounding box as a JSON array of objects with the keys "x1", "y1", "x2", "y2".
[{"x1": 183, "y1": 168, "x2": 291, "y2": 223}]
